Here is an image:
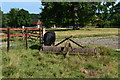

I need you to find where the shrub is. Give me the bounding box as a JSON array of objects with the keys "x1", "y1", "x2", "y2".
[
  {"x1": 97, "y1": 46, "x2": 112, "y2": 55},
  {"x1": 29, "y1": 43, "x2": 42, "y2": 50}
]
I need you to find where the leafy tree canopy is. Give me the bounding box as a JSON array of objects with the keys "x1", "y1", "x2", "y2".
[
  {"x1": 40, "y1": 2, "x2": 117, "y2": 28},
  {"x1": 8, "y1": 8, "x2": 31, "y2": 28}
]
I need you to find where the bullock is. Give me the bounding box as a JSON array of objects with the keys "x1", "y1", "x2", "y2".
[{"x1": 43, "y1": 31, "x2": 56, "y2": 46}]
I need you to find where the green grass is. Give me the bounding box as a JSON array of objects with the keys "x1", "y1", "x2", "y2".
[
  {"x1": 0, "y1": 33, "x2": 6, "y2": 35},
  {"x1": 1, "y1": 28, "x2": 119, "y2": 78},
  {"x1": 1, "y1": 45, "x2": 119, "y2": 78},
  {"x1": 54, "y1": 28, "x2": 118, "y2": 41}
]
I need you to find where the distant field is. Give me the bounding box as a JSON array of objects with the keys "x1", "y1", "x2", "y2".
[{"x1": 53, "y1": 28, "x2": 118, "y2": 41}]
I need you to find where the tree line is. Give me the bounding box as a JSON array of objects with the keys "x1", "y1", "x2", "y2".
[
  {"x1": 0, "y1": 2, "x2": 120, "y2": 28},
  {"x1": 40, "y1": 2, "x2": 120, "y2": 28},
  {"x1": 1, "y1": 8, "x2": 40, "y2": 28}
]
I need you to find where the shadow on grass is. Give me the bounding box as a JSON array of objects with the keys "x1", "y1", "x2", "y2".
[{"x1": 29, "y1": 43, "x2": 42, "y2": 50}]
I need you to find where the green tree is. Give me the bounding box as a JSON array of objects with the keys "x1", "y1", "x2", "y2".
[
  {"x1": 17, "y1": 9, "x2": 32, "y2": 27},
  {"x1": 8, "y1": 8, "x2": 31, "y2": 28},
  {"x1": 0, "y1": 8, "x2": 2, "y2": 27},
  {"x1": 8, "y1": 8, "x2": 19, "y2": 27},
  {"x1": 40, "y1": 2, "x2": 116, "y2": 28},
  {"x1": 95, "y1": 2, "x2": 115, "y2": 28},
  {"x1": 2, "y1": 14, "x2": 9, "y2": 28},
  {"x1": 40, "y1": 2, "x2": 100, "y2": 28},
  {"x1": 110, "y1": 2, "x2": 120, "y2": 27},
  {"x1": 77, "y1": 2, "x2": 98, "y2": 27},
  {"x1": 41, "y1": 2, "x2": 65, "y2": 27},
  {"x1": 31, "y1": 14, "x2": 41, "y2": 20}
]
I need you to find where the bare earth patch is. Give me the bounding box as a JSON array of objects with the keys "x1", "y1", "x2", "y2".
[{"x1": 72, "y1": 36, "x2": 118, "y2": 49}]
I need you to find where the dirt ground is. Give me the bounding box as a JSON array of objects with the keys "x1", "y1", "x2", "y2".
[
  {"x1": 56, "y1": 36, "x2": 119, "y2": 50},
  {"x1": 72, "y1": 35, "x2": 118, "y2": 49}
]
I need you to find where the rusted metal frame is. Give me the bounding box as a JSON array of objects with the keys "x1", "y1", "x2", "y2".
[
  {"x1": 69, "y1": 39, "x2": 84, "y2": 48},
  {"x1": 55, "y1": 36, "x2": 72, "y2": 46},
  {"x1": 7, "y1": 28, "x2": 10, "y2": 52}
]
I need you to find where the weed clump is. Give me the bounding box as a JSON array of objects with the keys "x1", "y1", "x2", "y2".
[
  {"x1": 97, "y1": 46, "x2": 112, "y2": 55},
  {"x1": 29, "y1": 43, "x2": 42, "y2": 50}
]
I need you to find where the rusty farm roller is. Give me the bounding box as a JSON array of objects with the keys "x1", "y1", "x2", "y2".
[{"x1": 41, "y1": 36, "x2": 99, "y2": 55}]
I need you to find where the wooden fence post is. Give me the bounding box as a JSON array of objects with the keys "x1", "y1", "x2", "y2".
[
  {"x1": 22, "y1": 26, "x2": 25, "y2": 40},
  {"x1": 39, "y1": 28, "x2": 41, "y2": 44},
  {"x1": 7, "y1": 28, "x2": 10, "y2": 52},
  {"x1": 42, "y1": 28, "x2": 45, "y2": 36},
  {"x1": 41, "y1": 27, "x2": 44, "y2": 44},
  {"x1": 25, "y1": 29, "x2": 28, "y2": 49}
]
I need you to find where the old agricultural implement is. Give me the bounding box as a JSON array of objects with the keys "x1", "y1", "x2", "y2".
[{"x1": 41, "y1": 36, "x2": 99, "y2": 55}]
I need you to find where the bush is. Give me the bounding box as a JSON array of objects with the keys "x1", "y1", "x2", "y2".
[
  {"x1": 29, "y1": 43, "x2": 42, "y2": 50},
  {"x1": 97, "y1": 46, "x2": 112, "y2": 55}
]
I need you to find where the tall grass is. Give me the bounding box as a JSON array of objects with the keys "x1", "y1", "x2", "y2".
[{"x1": 2, "y1": 45, "x2": 119, "y2": 78}]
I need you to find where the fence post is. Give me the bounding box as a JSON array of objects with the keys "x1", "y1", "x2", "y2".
[
  {"x1": 7, "y1": 28, "x2": 10, "y2": 52},
  {"x1": 22, "y1": 26, "x2": 25, "y2": 29},
  {"x1": 37, "y1": 25, "x2": 40, "y2": 28},
  {"x1": 39, "y1": 28, "x2": 41, "y2": 44},
  {"x1": 42, "y1": 28, "x2": 45, "y2": 36},
  {"x1": 22, "y1": 26, "x2": 25, "y2": 40},
  {"x1": 25, "y1": 29, "x2": 28, "y2": 49}
]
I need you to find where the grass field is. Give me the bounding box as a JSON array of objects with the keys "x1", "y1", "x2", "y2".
[
  {"x1": 2, "y1": 46, "x2": 119, "y2": 78},
  {"x1": 53, "y1": 28, "x2": 118, "y2": 41},
  {"x1": 1, "y1": 28, "x2": 119, "y2": 78}
]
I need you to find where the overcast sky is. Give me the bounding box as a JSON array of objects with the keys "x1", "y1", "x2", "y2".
[{"x1": 0, "y1": 0, "x2": 119, "y2": 14}]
